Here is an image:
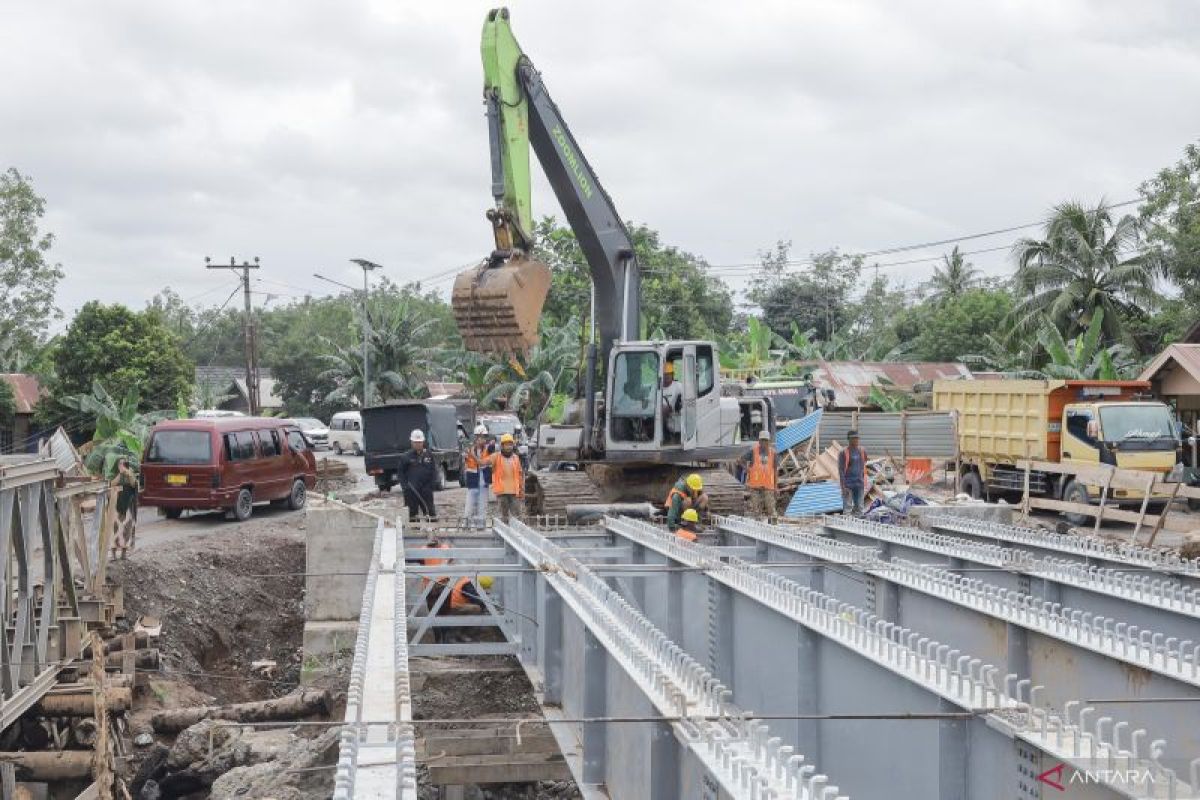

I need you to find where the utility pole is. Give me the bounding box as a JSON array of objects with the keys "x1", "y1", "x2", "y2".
[
  {"x1": 206, "y1": 256, "x2": 261, "y2": 415},
  {"x1": 314, "y1": 258, "x2": 381, "y2": 409}
]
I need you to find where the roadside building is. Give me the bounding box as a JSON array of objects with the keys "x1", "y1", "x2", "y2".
[
  {"x1": 1139, "y1": 343, "x2": 1200, "y2": 432},
  {"x1": 0, "y1": 373, "x2": 44, "y2": 453},
  {"x1": 193, "y1": 366, "x2": 284, "y2": 415}
]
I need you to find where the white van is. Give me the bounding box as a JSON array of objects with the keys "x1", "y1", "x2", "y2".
[{"x1": 328, "y1": 411, "x2": 363, "y2": 455}]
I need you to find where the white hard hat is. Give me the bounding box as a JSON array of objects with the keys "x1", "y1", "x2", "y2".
[
  {"x1": 410, "y1": 429, "x2": 425, "y2": 442},
  {"x1": 473, "y1": 423, "x2": 488, "y2": 435}
]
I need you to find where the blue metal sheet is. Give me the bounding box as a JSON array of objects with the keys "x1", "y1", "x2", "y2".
[
  {"x1": 785, "y1": 480, "x2": 843, "y2": 517},
  {"x1": 776, "y1": 409, "x2": 822, "y2": 451}
]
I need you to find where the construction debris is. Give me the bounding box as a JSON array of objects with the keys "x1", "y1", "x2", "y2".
[{"x1": 150, "y1": 688, "x2": 332, "y2": 734}]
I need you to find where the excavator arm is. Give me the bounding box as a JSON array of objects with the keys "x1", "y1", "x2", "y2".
[{"x1": 453, "y1": 7, "x2": 641, "y2": 359}]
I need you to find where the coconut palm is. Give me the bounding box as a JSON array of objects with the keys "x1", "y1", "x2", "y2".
[
  {"x1": 483, "y1": 320, "x2": 580, "y2": 424},
  {"x1": 926, "y1": 246, "x2": 980, "y2": 304},
  {"x1": 319, "y1": 298, "x2": 439, "y2": 406},
  {"x1": 1010, "y1": 200, "x2": 1158, "y2": 342}
]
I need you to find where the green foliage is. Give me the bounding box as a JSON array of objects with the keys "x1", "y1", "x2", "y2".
[
  {"x1": 750, "y1": 245, "x2": 862, "y2": 340},
  {"x1": 867, "y1": 379, "x2": 914, "y2": 411},
  {"x1": 61, "y1": 381, "x2": 173, "y2": 475},
  {"x1": 0, "y1": 168, "x2": 64, "y2": 354},
  {"x1": 1035, "y1": 309, "x2": 1140, "y2": 380},
  {"x1": 1140, "y1": 141, "x2": 1200, "y2": 306},
  {"x1": 534, "y1": 218, "x2": 734, "y2": 341},
  {"x1": 484, "y1": 320, "x2": 580, "y2": 426},
  {"x1": 0, "y1": 378, "x2": 14, "y2": 429},
  {"x1": 1011, "y1": 200, "x2": 1157, "y2": 344},
  {"x1": 894, "y1": 288, "x2": 1014, "y2": 364},
  {"x1": 49, "y1": 302, "x2": 193, "y2": 434},
  {"x1": 925, "y1": 246, "x2": 980, "y2": 305}
]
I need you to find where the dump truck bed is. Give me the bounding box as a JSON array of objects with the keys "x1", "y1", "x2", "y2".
[{"x1": 932, "y1": 379, "x2": 1151, "y2": 464}]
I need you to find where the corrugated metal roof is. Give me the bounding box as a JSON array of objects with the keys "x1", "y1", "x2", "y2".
[
  {"x1": 0, "y1": 373, "x2": 43, "y2": 414},
  {"x1": 785, "y1": 481, "x2": 843, "y2": 516},
  {"x1": 801, "y1": 361, "x2": 972, "y2": 407},
  {"x1": 1139, "y1": 344, "x2": 1200, "y2": 385},
  {"x1": 776, "y1": 409, "x2": 822, "y2": 450}
]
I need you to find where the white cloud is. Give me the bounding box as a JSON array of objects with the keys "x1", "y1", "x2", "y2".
[{"x1": 2, "y1": 0, "x2": 1198, "y2": 323}]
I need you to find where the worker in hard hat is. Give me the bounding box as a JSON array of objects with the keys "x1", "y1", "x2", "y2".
[
  {"x1": 437, "y1": 575, "x2": 495, "y2": 642},
  {"x1": 742, "y1": 429, "x2": 778, "y2": 522},
  {"x1": 661, "y1": 360, "x2": 682, "y2": 444},
  {"x1": 675, "y1": 508, "x2": 702, "y2": 542},
  {"x1": 664, "y1": 472, "x2": 708, "y2": 528},
  {"x1": 488, "y1": 433, "x2": 524, "y2": 523},
  {"x1": 463, "y1": 423, "x2": 494, "y2": 527},
  {"x1": 399, "y1": 428, "x2": 438, "y2": 522}
]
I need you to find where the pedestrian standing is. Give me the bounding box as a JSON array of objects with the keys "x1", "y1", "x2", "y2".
[
  {"x1": 111, "y1": 457, "x2": 139, "y2": 560},
  {"x1": 399, "y1": 429, "x2": 438, "y2": 522},
  {"x1": 489, "y1": 434, "x2": 524, "y2": 523},
  {"x1": 462, "y1": 424, "x2": 494, "y2": 527},
  {"x1": 839, "y1": 430, "x2": 868, "y2": 515},
  {"x1": 742, "y1": 429, "x2": 777, "y2": 522}
]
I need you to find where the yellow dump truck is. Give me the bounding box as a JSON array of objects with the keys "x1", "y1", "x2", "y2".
[{"x1": 933, "y1": 379, "x2": 1178, "y2": 522}]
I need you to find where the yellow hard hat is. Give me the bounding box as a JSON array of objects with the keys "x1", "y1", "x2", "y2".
[
  {"x1": 685, "y1": 473, "x2": 703, "y2": 492},
  {"x1": 500, "y1": 433, "x2": 514, "y2": 444},
  {"x1": 664, "y1": 361, "x2": 675, "y2": 375},
  {"x1": 681, "y1": 508, "x2": 700, "y2": 523},
  {"x1": 478, "y1": 575, "x2": 494, "y2": 590}
]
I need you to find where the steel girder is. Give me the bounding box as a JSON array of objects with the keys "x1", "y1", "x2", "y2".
[{"x1": 605, "y1": 515, "x2": 1197, "y2": 799}]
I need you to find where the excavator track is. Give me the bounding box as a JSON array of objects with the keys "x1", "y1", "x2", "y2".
[{"x1": 525, "y1": 470, "x2": 604, "y2": 519}]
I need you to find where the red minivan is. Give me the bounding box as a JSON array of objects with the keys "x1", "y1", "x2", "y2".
[{"x1": 141, "y1": 417, "x2": 318, "y2": 521}]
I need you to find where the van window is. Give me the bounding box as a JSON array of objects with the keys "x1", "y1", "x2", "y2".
[
  {"x1": 286, "y1": 429, "x2": 308, "y2": 452},
  {"x1": 350, "y1": 419, "x2": 361, "y2": 431},
  {"x1": 224, "y1": 431, "x2": 257, "y2": 461},
  {"x1": 697, "y1": 345, "x2": 715, "y2": 397},
  {"x1": 258, "y1": 429, "x2": 282, "y2": 457},
  {"x1": 331, "y1": 418, "x2": 343, "y2": 431},
  {"x1": 147, "y1": 431, "x2": 212, "y2": 464}
]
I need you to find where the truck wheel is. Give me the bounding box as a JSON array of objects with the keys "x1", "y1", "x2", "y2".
[
  {"x1": 1062, "y1": 480, "x2": 1092, "y2": 526},
  {"x1": 375, "y1": 479, "x2": 393, "y2": 493},
  {"x1": 959, "y1": 471, "x2": 984, "y2": 500},
  {"x1": 435, "y1": 465, "x2": 447, "y2": 492},
  {"x1": 1189, "y1": 497, "x2": 1200, "y2": 512},
  {"x1": 164, "y1": 508, "x2": 182, "y2": 520},
  {"x1": 333, "y1": 442, "x2": 343, "y2": 455}
]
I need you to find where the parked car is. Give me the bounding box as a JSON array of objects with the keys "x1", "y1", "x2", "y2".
[
  {"x1": 287, "y1": 417, "x2": 330, "y2": 450},
  {"x1": 328, "y1": 411, "x2": 363, "y2": 455},
  {"x1": 194, "y1": 409, "x2": 246, "y2": 418},
  {"x1": 362, "y1": 402, "x2": 462, "y2": 492},
  {"x1": 140, "y1": 417, "x2": 317, "y2": 521}
]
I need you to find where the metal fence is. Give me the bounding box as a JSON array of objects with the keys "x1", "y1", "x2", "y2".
[{"x1": 818, "y1": 410, "x2": 958, "y2": 459}]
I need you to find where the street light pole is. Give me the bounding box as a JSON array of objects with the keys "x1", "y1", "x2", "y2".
[
  {"x1": 315, "y1": 260, "x2": 382, "y2": 409},
  {"x1": 350, "y1": 259, "x2": 382, "y2": 407}
]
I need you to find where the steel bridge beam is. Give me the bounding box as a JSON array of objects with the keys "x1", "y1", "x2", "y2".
[{"x1": 605, "y1": 516, "x2": 1197, "y2": 799}]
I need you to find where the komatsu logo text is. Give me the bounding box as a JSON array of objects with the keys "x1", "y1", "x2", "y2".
[{"x1": 551, "y1": 125, "x2": 593, "y2": 199}]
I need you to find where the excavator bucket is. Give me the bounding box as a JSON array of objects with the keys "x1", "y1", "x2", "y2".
[{"x1": 452, "y1": 255, "x2": 552, "y2": 354}]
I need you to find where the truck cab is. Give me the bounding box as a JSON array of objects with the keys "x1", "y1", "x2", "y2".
[{"x1": 1060, "y1": 400, "x2": 1178, "y2": 472}]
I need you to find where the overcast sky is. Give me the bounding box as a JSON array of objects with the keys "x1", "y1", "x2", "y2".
[{"x1": 5, "y1": 0, "x2": 1198, "y2": 328}]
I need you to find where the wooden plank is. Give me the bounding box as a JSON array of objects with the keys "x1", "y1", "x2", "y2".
[
  {"x1": 1147, "y1": 481, "x2": 1184, "y2": 547},
  {"x1": 1020, "y1": 442, "x2": 1032, "y2": 522},
  {"x1": 1093, "y1": 469, "x2": 1114, "y2": 534},
  {"x1": 1130, "y1": 474, "x2": 1157, "y2": 543},
  {"x1": 419, "y1": 731, "x2": 560, "y2": 757},
  {"x1": 1027, "y1": 498, "x2": 1197, "y2": 533},
  {"x1": 426, "y1": 753, "x2": 572, "y2": 785},
  {"x1": 1014, "y1": 459, "x2": 1200, "y2": 501}
]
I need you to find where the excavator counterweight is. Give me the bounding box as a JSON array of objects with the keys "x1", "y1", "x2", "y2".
[{"x1": 451, "y1": 254, "x2": 551, "y2": 354}]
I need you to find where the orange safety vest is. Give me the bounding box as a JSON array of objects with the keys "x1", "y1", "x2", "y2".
[
  {"x1": 664, "y1": 485, "x2": 690, "y2": 510},
  {"x1": 464, "y1": 444, "x2": 490, "y2": 472},
  {"x1": 746, "y1": 443, "x2": 777, "y2": 490},
  {"x1": 449, "y1": 577, "x2": 475, "y2": 610},
  {"x1": 674, "y1": 526, "x2": 698, "y2": 542},
  {"x1": 490, "y1": 451, "x2": 524, "y2": 497}
]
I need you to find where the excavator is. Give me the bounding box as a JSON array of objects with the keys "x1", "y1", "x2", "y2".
[{"x1": 452, "y1": 8, "x2": 773, "y2": 516}]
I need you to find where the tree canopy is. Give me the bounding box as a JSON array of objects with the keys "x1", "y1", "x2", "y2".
[{"x1": 0, "y1": 169, "x2": 64, "y2": 355}]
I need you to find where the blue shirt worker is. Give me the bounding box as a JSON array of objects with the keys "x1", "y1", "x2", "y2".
[{"x1": 838, "y1": 430, "x2": 868, "y2": 515}]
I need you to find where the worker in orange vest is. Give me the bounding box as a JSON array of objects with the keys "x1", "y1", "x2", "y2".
[
  {"x1": 664, "y1": 473, "x2": 708, "y2": 528},
  {"x1": 489, "y1": 434, "x2": 524, "y2": 523},
  {"x1": 675, "y1": 508, "x2": 702, "y2": 541},
  {"x1": 437, "y1": 575, "x2": 494, "y2": 643},
  {"x1": 742, "y1": 429, "x2": 777, "y2": 522}
]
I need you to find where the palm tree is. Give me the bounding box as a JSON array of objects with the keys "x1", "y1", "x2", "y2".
[
  {"x1": 926, "y1": 246, "x2": 980, "y2": 304},
  {"x1": 319, "y1": 298, "x2": 439, "y2": 405},
  {"x1": 483, "y1": 320, "x2": 580, "y2": 425},
  {"x1": 1010, "y1": 200, "x2": 1157, "y2": 342},
  {"x1": 735, "y1": 317, "x2": 781, "y2": 375},
  {"x1": 1036, "y1": 309, "x2": 1138, "y2": 380}
]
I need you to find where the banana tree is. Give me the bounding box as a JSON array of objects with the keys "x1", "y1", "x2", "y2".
[
  {"x1": 61, "y1": 381, "x2": 174, "y2": 476},
  {"x1": 1036, "y1": 309, "x2": 1138, "y2": 380}
]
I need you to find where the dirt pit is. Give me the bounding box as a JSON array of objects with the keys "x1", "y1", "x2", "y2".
[{"x1": 111, "y1": 526, "x2": 346, "y2": 799}]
